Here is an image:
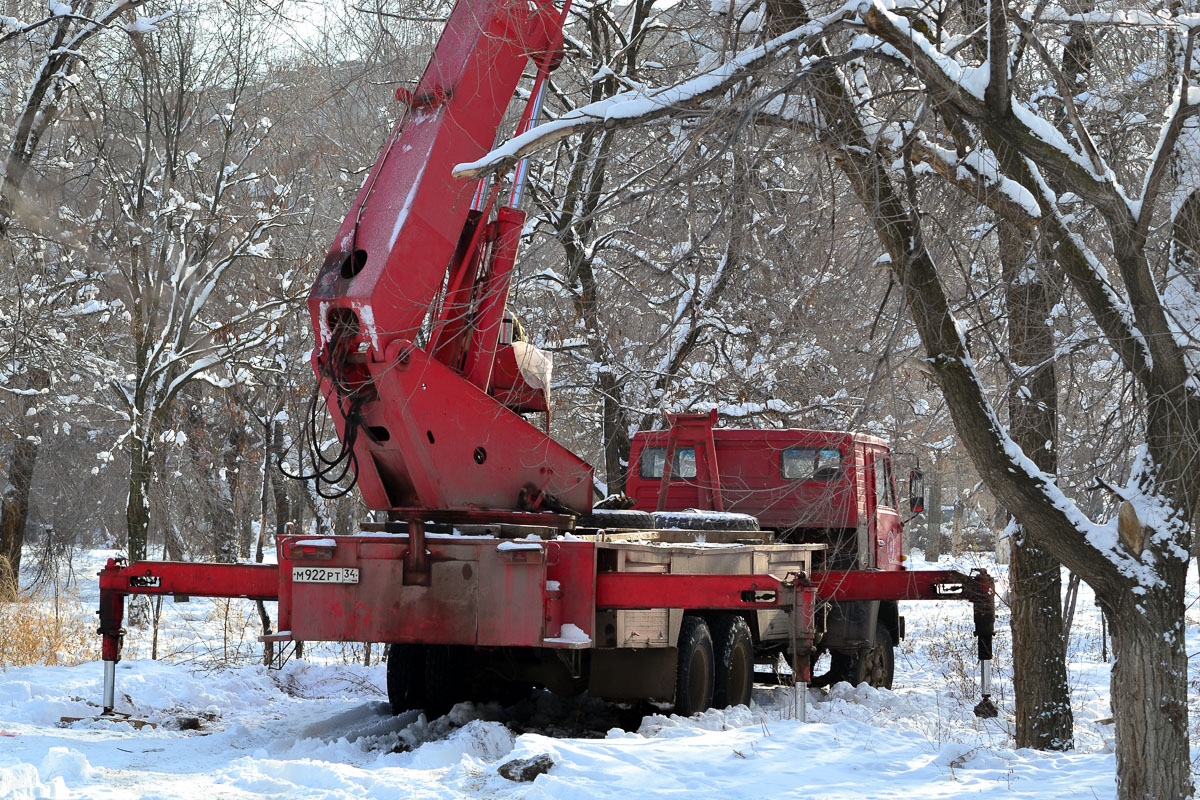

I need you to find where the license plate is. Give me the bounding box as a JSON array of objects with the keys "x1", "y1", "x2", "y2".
[{"x1": 292, "y1": 566, "x2": 359, "y2": 584}]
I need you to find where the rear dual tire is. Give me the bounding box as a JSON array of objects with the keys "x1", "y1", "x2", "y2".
[
  {"x1": 674, "y1": 616, "x2": 715, "y2": 716},
  {"x1": 674, "y1": 614, "x2": 755, "y2": 716},
  {"x1": 386, "y1": 643, "x2": 427, "y2": 713},
  {"x1": 386, "y1": 643, "x2": 469, "y2": 718},
  {"x1": 712, "y1": 615, "x2": 754, "y2": 708}
]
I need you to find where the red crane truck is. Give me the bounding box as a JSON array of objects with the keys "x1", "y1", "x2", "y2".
[
  {"x1": 627, "y1": 410, "x2": 926, "y2": 689},
  {"x1": 94, "y1": 0, "x2": 999, "y2": 722}
]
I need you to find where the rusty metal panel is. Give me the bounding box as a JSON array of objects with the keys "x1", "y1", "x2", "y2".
[
  {"x1": 477, "y1": 546, "x2": 546, "y2": 646},
  {"x1": 285, "y1": 537, "x2": 365, "y2": 642},
  {"x1": 359, "y1": 542, "x2": 406, "y2": 559},
  {"x1": 276, "y1": 536, "x2": 599, "y2": 647},
  {"x1": 288, "y1": 558, "x2": 480, "y2": 644},
  {"x1": 283, "y1": 537, "x2": 480, "y2": 644},
  {"x1": 615, "y1": 609, "x2": 670, "y2": 647},
  {"x1": 545, "y1": 541, "x2": 597, "y2": 642}
]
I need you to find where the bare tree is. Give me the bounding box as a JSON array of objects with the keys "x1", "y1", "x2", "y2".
[
  {"x1": 81, "y1": 0, "x2": 299, "y2": 561},
  {"x1": 465, "y1": 0, "x2": 1200, "y2": 795},
  {"x1": 0, "y1": 0, "x2": 157, "y2": 595}
]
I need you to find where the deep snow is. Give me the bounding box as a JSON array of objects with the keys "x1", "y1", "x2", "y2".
[{"x1": 0, "y1": 548, "x2": 1179, "y2": 799}]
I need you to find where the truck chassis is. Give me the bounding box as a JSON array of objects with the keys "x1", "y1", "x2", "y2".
[{"x1": 96, "y1": 523, "x2": 998, "y2": 721}]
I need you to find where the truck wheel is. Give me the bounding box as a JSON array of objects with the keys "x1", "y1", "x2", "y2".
[
  {"x1": 674, "y1": 616, "x2": 715, "y2": 716},
  {"x1": 828, "y1": 624, "x2": 894, "y2": 689},
  {"x1": 478, "y1": 679, "x2": 531, "y2": 707},
  {"x1": 423, "y1": 644, "x2": 469, "y2": 718},
  {"x1": 859, "y1": 624, "x2": 895, "y2": 689},
  {"x1": 386, "y1": 643, "x2": 427, "y2": 713},
  {"x1": 711, "y1": 615, "x2": 754, "y2": 708}
]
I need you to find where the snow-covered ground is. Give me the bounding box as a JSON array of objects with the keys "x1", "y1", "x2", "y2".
[{"x1": 0, "y1": 548, "x2": 1178, "y2": 799}]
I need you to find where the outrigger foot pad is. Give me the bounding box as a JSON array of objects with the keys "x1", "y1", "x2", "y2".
[{"x1": 973, "y1": 697, "x2": 998, "y2": 719}]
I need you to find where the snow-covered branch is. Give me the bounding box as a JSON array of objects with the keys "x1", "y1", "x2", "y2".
[{"x1": 453, "y1": 10, "x2": 854, "y2": 179}]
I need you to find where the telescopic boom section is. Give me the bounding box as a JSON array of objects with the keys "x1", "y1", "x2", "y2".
[{"x1": 307, "y1": 0, "x2": 593, "y2": 516}]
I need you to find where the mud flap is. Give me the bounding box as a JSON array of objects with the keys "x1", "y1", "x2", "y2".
[
  {"x1": 588, "y1": 648, "x2": 677, "y2": 702},
  {"x1": 822, "y1": 599, "x2": 879, "y2": 652}
]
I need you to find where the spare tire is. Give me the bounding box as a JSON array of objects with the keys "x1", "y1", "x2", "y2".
[
  {"x1": 576, "y1": 508, "x2": 656, "y2": 530},
  {"x1": 653, "y1": 509, "x2": 760, "y2": 531}
]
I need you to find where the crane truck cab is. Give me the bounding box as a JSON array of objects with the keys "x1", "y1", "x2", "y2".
[{"x1": 625, "y1": 410, "x2": 924, "y2": 687}]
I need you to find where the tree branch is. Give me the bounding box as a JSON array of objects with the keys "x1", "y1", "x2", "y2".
[{"x1": 453, "y1": 13, "x2": 849, "y2": 179}]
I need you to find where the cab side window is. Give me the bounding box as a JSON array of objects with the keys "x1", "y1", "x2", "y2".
[
  {"x1": 874, "y1": 455, "x2": 896, "y2": 508},
  {"x1": 782, "y1": 447, "x2": 842, "y2": 481},
  {"x1": 639, "y1": 446, "x2": 697, "y2": 479}
]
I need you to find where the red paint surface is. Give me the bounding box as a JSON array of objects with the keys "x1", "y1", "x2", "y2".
[{"x1": 627, "y1": 412, "x2": 908, "y2": 572}]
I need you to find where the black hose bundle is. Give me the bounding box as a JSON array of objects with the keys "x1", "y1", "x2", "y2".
[{"x1": 279, "y1": 337, "x2": 370, "y2": 500}]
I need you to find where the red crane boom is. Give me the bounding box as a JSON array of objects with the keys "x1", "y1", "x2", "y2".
[{"x1": 307, "y1": 0, "x2": 593, "y2": 518}]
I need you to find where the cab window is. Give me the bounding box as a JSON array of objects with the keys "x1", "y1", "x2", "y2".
[
  {"x1": 874, "y1": 456, "x2": 896, "y2": 508},
  {"x1": 639, "y1": 446, "x2": 697, "y2": 479},
  {"x1": 782, "y1": 447, "x2": 842, "y2": 481}
]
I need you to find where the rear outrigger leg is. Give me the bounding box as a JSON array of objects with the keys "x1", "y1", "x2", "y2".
[
  {"x1": 789, "y1": 581, "x2": 818, "y2": 723},
  {"x1": 970, "y1": 570, "x2": 998, "y2": 719},
  {"x1": 97, "y1": 577, "x2": 126, "y2": 715}
]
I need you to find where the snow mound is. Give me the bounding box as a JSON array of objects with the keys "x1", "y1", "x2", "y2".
[
  {"x1": 38, "y1": 747, "x2": 98, "y2": 782},
  {"x1": 0, "y1": 748, "x2": 100, "y2": 800},
  {"x1": 405, "y1": 719, "x2": 515, "y2": 769},
  {"x1": 0, "y1": 672, "x2": 95, "y2": 725},
  {"x1": 637, "y1": 703, "x2": 765, "y2": 737},
  {"x1": 0, "y1": 764, "x2": 54, "y2": 800}
]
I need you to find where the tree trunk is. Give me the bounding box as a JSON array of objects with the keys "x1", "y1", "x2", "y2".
[
  {"x1": 951, "y1": 498, "x2": 964, "y2": 556},
  {"x1": 994, "y1": 529, "x2": 1010, "y2": 565},
  {"x1": 269, "y1": 422, "x2": 291, "y2": 539},
  {"x1": 301, "y1": 478, "x2": 332, "y2": 536},
  {"x1": 0, "y1": 368, "x2": 48, "y2": 599},
  {"x1": 1001, "y1": 222, "x2": 1074, "y2": 750},
  {"x1": 1009, "y1": 526, "x2": 1073, "y2": 748},
  {"x1": 219, "y1": 427, "x2": 244, "y2": 562},
  {"x1": 0, "y1": 431, "x2": 39, "y2": 599},
  {"x1": 334, "y1": 496, "x2": 353, "y2": 537},
  {"x1": 126, "y1": 423, "x2": 154, "y2": 563},
  {"x1": 1107, "y1": 585, "x2": 1190, "y2": 799},
  {"x1": 925, "y1": 464, "x2": 942, "y2": 560},
  {"x1": 600, "y1": 371, "x2": 632, "y2": 494},
  {"x1": 1170, "y1": 190, "x2": 1200, "y2": 603}
]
